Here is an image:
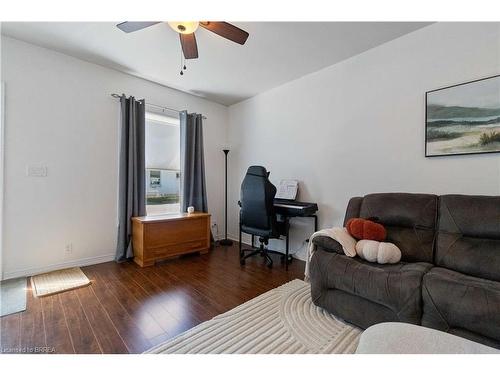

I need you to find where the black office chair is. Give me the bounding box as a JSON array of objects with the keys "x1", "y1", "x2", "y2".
[{"x1": 238, "y1": 166, "x2": 288, "y2": 268}]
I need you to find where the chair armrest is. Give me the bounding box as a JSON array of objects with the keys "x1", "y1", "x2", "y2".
[{"x1": 312, "y1": 235, "x2": 345, "y2": 255}]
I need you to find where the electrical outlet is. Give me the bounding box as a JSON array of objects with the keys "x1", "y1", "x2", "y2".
[
  {"x1": 64, "y1": 243, "x2": 73, "y2": 253},
  {"x1": 211, "y1": 222, "x2": 219, "y2": 237}
]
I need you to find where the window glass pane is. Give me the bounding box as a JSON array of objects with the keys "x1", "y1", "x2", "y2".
[
  {"x1": 145, "y1": 111, "x2": 180, "y2": 215},
  {"x1": 146, "y1": 169, "x2": 180, "y2": 214}
]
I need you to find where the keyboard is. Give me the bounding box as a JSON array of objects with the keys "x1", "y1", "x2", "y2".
[{"x1": 274, "y1": 199, "x2": 319, "y2": 217}]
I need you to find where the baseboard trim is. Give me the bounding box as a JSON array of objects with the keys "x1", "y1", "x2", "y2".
[
  {"x1": 227, "y1": 232, "x2": 292, "y2": 250},
  {"x1": 227, "y1": 233, "x2": 307, "y2": 262},
  {"x1": 227, "y1": 233, "x2": 285, "y2": 253},
  {"x1": 227, "y1": 233, "x2": 252, "y2": 247},
  {"x1": 2, "y1": 253, "x2": 115, "y2": 280}
]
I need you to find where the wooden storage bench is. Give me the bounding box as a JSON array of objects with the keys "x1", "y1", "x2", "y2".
[{"x1": 132, "y1": 212, "x2": 211, "y2": 267}]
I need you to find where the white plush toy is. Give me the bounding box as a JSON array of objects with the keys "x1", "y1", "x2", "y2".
[{"x1": 355, "y1": 240, "x2": 402, "y2": 264}]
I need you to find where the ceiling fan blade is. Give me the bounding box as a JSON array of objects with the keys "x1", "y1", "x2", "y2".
[
  {"x1": 199, "y1": 22, "x2": 249, "y2": 45},
  {"x1": 116, "y1": 22, "x2": 161, "y2": 33},
  {"x1": 180, "y1": 33, "x2": 199, "y2": 59}
]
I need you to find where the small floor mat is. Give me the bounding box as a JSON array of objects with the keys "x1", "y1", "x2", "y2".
[
  {"x1": 0, "y1": 277, "x2": 27, "y2": 317},
  {"x1": 31, "y1": 267, "x2": 90, "y2": 297}
]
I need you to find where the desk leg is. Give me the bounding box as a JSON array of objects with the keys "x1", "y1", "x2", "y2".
[
  {"x1": 251, "y1": 234, "x2": 255, "y2": 249},
  {"x1": 313, "y1": 215, "x2": 318, "y2": 232},
  {"x1": 285, "y1": 217, "x2": 290, "y2": 271},
  {"x1": 239, "y1": 224, "x2": 242, "y2": 260}
]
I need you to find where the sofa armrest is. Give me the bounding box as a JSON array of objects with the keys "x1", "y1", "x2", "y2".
[{"x1": 312, "y1": 235, "x2": 345, "y2": 255}]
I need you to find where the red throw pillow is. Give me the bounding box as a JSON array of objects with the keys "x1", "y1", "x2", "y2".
[{"x1": 346, "y1": 218, "x2": 387, "y2": 241}]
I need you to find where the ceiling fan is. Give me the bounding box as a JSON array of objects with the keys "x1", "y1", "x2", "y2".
[{"x1": 116, "y1": 21, "x2": 249, "y2": 61}]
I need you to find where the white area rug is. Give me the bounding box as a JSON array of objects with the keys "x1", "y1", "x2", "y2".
[
  {"x1": 147, "y1": 279, "x2": 362, "y2": 354},
  {"x1": 31, "y1": 267, "x2": 90, "y2": 297}
]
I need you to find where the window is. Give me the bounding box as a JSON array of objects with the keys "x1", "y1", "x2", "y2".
[{"x1": 145, "y1": 111, "x2": 181, "y2": 215}]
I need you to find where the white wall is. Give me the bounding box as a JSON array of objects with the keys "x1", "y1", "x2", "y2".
[
  {"x1": 1, "y1": 36, "x2": 228, "y2": 279},
  {"x1": 228, "y1": 22, "x2": 500, "y2": 260}
]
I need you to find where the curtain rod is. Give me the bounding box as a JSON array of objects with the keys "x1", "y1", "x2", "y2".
[{"x1": 110, "y1": 93, "x2": 207, "y2": 119}]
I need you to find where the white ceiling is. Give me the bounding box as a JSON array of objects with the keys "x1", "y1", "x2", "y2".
[{"x1": 1, "y1": 22, "x2": 432, "y2": 105}]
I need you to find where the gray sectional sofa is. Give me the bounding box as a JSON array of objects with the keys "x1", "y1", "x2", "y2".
[{"x1": 309, "y1": 193, "x2": 500, "y2": 348}]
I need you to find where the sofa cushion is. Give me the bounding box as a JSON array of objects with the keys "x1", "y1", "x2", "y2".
[
  {"x1": 343, "y1": 196, "x2": 363, "y2": 226},
  {"x1": 436, "y1": 194, "x2": 500, "y2": 282},
  {"x1": 310, "y1": 248, "x2": 432, "y2": 326},
  {"x1": 422, "y1": 267, "x2": 500, "y2": 348},
  {"x1": 351, "y1": 193, "x2": 438, "y2": 263}
]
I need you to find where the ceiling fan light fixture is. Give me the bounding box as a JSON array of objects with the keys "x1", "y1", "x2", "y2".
[{"x1": 167, "y1": 21, "x2": 199, "y2": 34}]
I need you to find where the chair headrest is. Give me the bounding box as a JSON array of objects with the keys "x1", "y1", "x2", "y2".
[{"x1": 246, "y1": 165, "x2": 268, "y2": 177}]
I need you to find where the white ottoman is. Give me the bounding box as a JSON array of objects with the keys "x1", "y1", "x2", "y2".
[{"x1": 355, "y1": 322, "x2": 499, "y2": 354}]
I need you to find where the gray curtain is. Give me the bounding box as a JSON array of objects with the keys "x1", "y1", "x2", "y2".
[
  {"x1": 180, "y1": 111, "x2": 208, "y2": 213},
  {"x1": 115, "y1": 95, "x2": 146, "y2": 261}
]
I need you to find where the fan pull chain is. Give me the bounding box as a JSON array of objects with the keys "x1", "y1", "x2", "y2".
[
  {"x1": 179, "y1": 51, "x2": 188, "y2": 76},
  {"x1": 180, "y1": 50, "x2": 184, "y2": 75},
  {"x1": 178, "y1": 48, "x2": 190, "y2": 76}
]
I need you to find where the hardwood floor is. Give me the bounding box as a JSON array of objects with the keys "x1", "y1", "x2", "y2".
[{"x1": 0, "y1": 243, "x2": 305, "y2": 354}]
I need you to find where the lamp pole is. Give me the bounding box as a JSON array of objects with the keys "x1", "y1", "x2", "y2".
[{"x1": 219, "y1": 148, "x2": 233, "y2": 246}]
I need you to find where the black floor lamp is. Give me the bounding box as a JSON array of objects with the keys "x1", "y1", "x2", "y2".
[{"x1": 219, "y1": 148, "x2": 233, "y2": 246}]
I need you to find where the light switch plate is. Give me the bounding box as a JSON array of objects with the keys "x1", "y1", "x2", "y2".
[{"x1": 26, "y1": 165, "x2": 48, "y2": 177}]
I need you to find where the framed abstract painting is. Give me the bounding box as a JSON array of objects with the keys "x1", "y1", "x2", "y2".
[{"x1": 425, "y1": 74, "x2": 500, "y2": 157}]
